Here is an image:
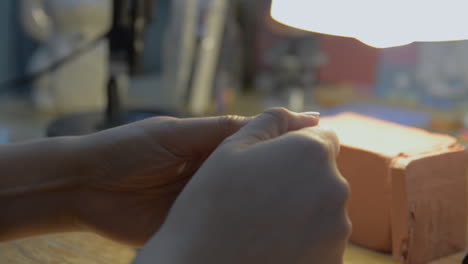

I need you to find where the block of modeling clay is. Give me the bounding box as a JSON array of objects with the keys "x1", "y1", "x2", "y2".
[{"x1": 320, "y1": 113, "x2": 467, "y2": 264}]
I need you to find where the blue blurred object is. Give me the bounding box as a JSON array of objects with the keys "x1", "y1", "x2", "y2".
[
  {"x1": 320, "y1": 102, "x2": 431, "y2": 128},
  {"x1": 144, "y1": 0, "x2": 170, "y2": 73},
  {"x1": 376, "y1": 62, "x2": 419, "y2": 100},
  {"x1": 0, "y1": 127, "x2": 8, "y2": 144},
  {"x1": 0, "y1": 1, "x2": 36, "y2": 93},
  {"x1": 0, "y1": 1, "x2": 17, "y2": 85}
]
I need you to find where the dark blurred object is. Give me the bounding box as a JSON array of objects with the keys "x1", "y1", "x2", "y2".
[
  {"x1": 0, "y1": 1, "x2": 39, "y2": 95},
  {"x1": 236, "y1": 0, "x2": 259, "y2": 90},
  {"x1": 109, "y1": 0, "x2": 154, "y2": 75}
]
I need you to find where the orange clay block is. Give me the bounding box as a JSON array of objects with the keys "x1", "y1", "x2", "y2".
[{"x1": 321, "y1": 113, "x2": 467, "y2": 264}]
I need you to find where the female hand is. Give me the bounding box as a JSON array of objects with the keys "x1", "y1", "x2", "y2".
[
  {"x1": 135, "y1": 108, "x2": 350, "y2": 264},
  {"x1": 75, "y1": 115, "x2": 251, "y2": 246}
]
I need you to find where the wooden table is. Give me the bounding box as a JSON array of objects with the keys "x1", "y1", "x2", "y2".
[{"x1": 0, "y1": 232, "x2": 465, "y2": 264}]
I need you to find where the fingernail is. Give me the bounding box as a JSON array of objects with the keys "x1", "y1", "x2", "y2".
[{"x1": 301, "y1": 111, "x2": 321, "y2": 117}]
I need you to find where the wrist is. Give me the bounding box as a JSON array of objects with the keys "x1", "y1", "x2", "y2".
[
  {"x1": 68, "y1": 133, "x2": 117, "y2": 228},
  {"x1": 0, "y1": 136, "x2": 94, "y2": 240}
]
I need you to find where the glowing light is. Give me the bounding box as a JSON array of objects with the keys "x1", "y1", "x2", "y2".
[{"x1": 271, "y1": 0, "x2": 468, "y2": 48}]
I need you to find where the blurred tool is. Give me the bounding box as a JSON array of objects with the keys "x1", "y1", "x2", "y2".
[
  {"x1": 32, "y1": 0, "x2": 247, "y2": 136},
  {"x1": 163, "y1": 0, "x2": 244, "y2": 115},
  {"x1": 37, "y1": 0, "x2": 174, "y2": 136},
  {"x1": 21, "y1": 0, "x2": 112, "y2": 114},
  {"x1": 187, "y1": 0, "x2": 229, "y2": 115},
  {"x1": 162, "y1": 0, "x2": 199, "y2": 110}
]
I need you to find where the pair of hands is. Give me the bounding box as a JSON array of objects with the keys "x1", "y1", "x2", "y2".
[{"x1": 78, "y1": 108, "x2": 350, "y2": 263}]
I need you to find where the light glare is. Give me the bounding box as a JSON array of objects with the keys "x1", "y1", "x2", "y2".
[{"x1": 271, "y1": 0, "x2": 468, "y2": 48}]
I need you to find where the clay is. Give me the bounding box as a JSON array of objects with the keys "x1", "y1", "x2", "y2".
[{"x1": 320, "y1": 113, "x2": 467, "y2": 264}]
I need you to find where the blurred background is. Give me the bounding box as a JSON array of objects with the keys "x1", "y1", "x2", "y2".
[{"x1": 2, "y1": 0, "x2": 468, "y2": 145}]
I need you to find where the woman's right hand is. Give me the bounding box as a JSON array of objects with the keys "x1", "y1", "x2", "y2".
[{"x1": 135, "y1": 108, "x2": 351, "y2": 264}]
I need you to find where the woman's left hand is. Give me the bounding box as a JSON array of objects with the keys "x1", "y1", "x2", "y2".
[{"x1": 76, "y1": 115, "x2": 249, "y2": 247}]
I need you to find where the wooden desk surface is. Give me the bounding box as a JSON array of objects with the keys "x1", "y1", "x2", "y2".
[{"x1": 0, "y1": 232, "x2": 465, "y2": 264}]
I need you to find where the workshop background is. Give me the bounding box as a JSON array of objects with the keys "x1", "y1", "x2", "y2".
[{"x1": 1, "y1": 1, "x2": 468, "y2": 264}]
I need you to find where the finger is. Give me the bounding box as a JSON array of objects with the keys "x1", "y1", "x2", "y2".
[
  {"x1": 226, "y1": 108, "x2": 320, "y2": 148},
  {"x1": 157, "y1": 115, "x2": 252, "y2": 156},
  {"x1": 296, "y1": 125, "x2": 340, "y2": 160}
]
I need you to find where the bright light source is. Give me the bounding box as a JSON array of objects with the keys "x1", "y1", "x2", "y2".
[{"x1": 271, "y1": 0, "x2": 468, "y2": 48}]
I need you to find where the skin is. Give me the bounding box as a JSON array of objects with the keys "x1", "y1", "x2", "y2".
[
  {"x1": 135, "y1": 109, "x2": 351, "y2": 264},
  {"x1": 0, "y1": 114, "x2": 251, "y2": 245},
  {"x1": 0, "y1": 108, "x2": 350, "y2": 263}
]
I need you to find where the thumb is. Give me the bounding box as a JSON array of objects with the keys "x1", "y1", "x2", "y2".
[
  {"x1": 151, "y1": 115, "x2": 252, "y2": 156},
  {"x1": 225, "y1": 108, "x2": 320, "y2": 148}
]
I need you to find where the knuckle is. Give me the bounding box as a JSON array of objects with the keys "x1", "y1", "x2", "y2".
[
  {"x1": 310, "y1": 138, "x2": 333, "y2": 161},
  {"x1": 263, "y1": 107, "x2": 290, "y2": 124},
  {"x1": 253, "y1": 107, "x2": 291, "y2": 136},
  {"x1": 217, "y1": 115, "x2": 244, "y2": 134},
  {"x1": 321, "y1": 194, "x2": 351, "y2": 241},
  {"x1": 154, "y1": 116, "x2": 180, "y2": 129},
  {"x1": 334, "y1": 179, "x2": 351, "y2": 206},
  {"x1": 288, "y1": 133, "x2": 332, "y2": 162},
  {"x1": 324, "y1": 173, "x2": 350, "y2": 207},
  {"x1": 318, "y1": 209, "x2": 351, "y2": 243},
  {"x1": 149, "y1": 115, "x2": 178, "y2": 124},
  {"x1": 265, "y1": 107, "x2": 290, "y2": 116},
  {"x1": 319, "y1": 128, "x2": 340, "y2": 157},
  {"x1": 344, "y1": 217, "x2": 352, "y2": 238},
  {"x1": 136, "y1": 116, "x2": 179, "y2": 132},
  {"x1": 334, "y1": 216, "x2": 352, "y2": 241}
]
